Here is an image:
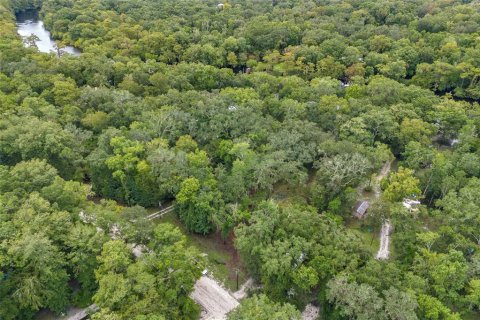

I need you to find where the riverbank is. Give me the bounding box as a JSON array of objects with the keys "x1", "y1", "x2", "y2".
[{"x1": 15, "y1": 8, "x2": 80, "y2": 55}]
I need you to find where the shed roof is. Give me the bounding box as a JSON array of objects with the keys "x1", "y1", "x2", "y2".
[{"x1": 355, "y1": 201, "x2": 369, "y2": 217}]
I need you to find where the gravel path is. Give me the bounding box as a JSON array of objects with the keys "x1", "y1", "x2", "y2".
[
  {"x1": 191, "y1": 276, "x2": 240, "y2": 320},
  {"x1": 376, "y1": 220, "x2": 391, "y2": 260},
  {"x1": 374, "y1": 161, "x2": 392, "y2": 260}
]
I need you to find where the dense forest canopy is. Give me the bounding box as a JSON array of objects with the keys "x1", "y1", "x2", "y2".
[{"x1": 1, "y1": 0, "x2": 480, "y2": 319}]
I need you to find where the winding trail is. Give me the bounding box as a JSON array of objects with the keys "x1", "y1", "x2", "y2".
[
  {"x1": 374, "y1": 161, "x2": 391, "y2": 197},
  {"x1": 374, "y1": 161, "x2": 392, "y2": 260}
]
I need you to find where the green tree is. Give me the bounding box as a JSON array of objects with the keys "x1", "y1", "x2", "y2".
[
  {"x1": 327, "y1": 276, "x2": 385, "y2": 320},
  {"x1": 383, "y1": 167, "x2": 421, "y2": 202},
  {"x1": 176, "y1": 177, "x2": 222, "y2": 234},
  {"x1": 417, "y1": 294, "x2": 461, "y2": 320},
  {"x1": 8, "y1": 234, "x2": 70, "y2": 314},
  {"x1": 228, "y1": 294, "x2": 301, "y2": 320},
  {"x1": 383, "y1": 287, "x2": 418, "y2": 320},
  {"x1": 94, "y1": 225, "x2": 203, "y2": 320},
  {"x1": 466, "y1": 279, "x2": 480, "y2": 310},
  {"x1": 316, "y1": 153, "x2": 373, "y2": 195}
]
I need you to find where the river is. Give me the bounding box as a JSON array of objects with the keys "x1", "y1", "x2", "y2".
[{"x1": 16, "y1": 9, "x2": 80, "y2": 56}]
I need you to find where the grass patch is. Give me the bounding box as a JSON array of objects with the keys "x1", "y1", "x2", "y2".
[
  {"x1": 351, "y1": 227, "x2": 380, "y2": 255},
  {"x1": 346, "y1": 217, "x2": 380, "y2": 255},
  {"x1": 461, "y1": 311, "x2": 479, "y2": 320}
]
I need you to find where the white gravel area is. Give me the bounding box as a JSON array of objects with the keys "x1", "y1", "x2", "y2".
[{"x1": 191, "y1": 276, "x2": 239, "y2": 320}]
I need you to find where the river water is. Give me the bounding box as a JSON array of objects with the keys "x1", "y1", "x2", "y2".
[{"x1": 16, "y1": 9, "x2": 80, "y2": 56}]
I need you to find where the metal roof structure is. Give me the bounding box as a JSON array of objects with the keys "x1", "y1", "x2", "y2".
[{"x1": 354, "y1": 201, "x2": 369, "y2": 218}]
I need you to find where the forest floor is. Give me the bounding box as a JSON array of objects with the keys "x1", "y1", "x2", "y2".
[
  {"x1": 345, "y1": 218, "x2": 380, "y2": 254},
  {"x1": 271, "y1": 169, "x2": 315, "y2": 205}
]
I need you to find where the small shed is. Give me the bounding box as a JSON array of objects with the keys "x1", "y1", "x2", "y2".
[{"x1": 354, "y1": 201, "x2": 369, "y2": 219}]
